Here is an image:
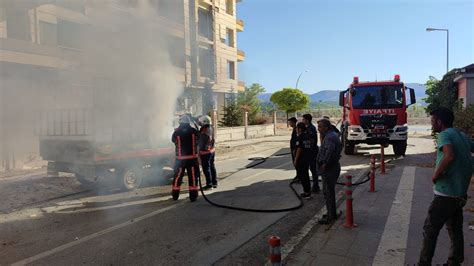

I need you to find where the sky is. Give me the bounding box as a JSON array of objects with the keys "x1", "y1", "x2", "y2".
[{"x1": 237, "y1": 0, "x2": 474, "y2": 94}]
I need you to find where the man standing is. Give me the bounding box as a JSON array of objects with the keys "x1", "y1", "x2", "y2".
[
  {"x1": 288, "y1": 117, "x2": 298, "y2": 181},
  {"x1": 418, "y1": 107, "x2": 474, "y2": 266},
  {"x1": 302, "y1": 114, "x2": 320, "y2": 193},
  {"x1": 293, "y1": 122, "x2": 313, "y2": 199},
  {"x1": 317, "y1": 118, "x2": 342, "y2": 224},
  {"x1": 198, "y1": 115, "x2": 217, "y2": 189},
  {"x1": 171, "y1": 114, "x2": 200, "y2": 202}
]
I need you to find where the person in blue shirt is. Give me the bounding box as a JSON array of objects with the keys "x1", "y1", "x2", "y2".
[{"x1": 418, "y1": 107, "x2": 474, "y2": 266}]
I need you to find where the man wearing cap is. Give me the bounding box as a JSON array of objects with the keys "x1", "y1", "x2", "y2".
[
  {"x1": 317, "y1": 118, "x2": 342, "y2": 224},
  {"x1": 302, "y1": 113, "x2": 320, "y2": 193}
]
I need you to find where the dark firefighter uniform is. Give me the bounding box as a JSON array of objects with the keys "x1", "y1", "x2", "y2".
[
  {"x1": 199, "y1": 124, "x2": 217, "y2": 189},
  {"x1": 306, "y1": 123, "x2": 321, "y2": 192},
  {"x1": 171, "y1": 122, "x2": 200, "y2": 202},
  {"x1": 294, "y1": 125, "x2": 313, "y2": 197}
]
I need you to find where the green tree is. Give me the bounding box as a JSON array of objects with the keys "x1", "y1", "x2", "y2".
[
  {"x1": 270, "y1": 88, "x2": 309, "y2": 122},
  {"x1": 236, "y1": 83, "x2": 265, "y2": 124},
  {"x1": 425, "y1": 70, "x2": 459, "y2": 114},
  {"x1": 220, "y1": 91, "x2": 242, "y2": 127}
]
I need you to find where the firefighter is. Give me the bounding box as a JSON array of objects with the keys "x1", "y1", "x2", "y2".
[
  {"x1": 302, "y1": 113, "x2": 320, "y2": 193},
  {"x1": 171, "y1": 114, "x2": 200, "y2": 202},
  {"x1": 293, "y1": 122, "x2": 313, "y2": 199},
  {"x1": 198, "y1": 115, "x2": 217, "y2": 189}
]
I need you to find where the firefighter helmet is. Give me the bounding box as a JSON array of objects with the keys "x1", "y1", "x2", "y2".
[{"x1": 199, "y1": 115, "x2": 212, "y2": 125}]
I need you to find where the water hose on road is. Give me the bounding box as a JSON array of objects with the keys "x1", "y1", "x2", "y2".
[{"x1": 198, "y1": 152, "x2": 304, "y2": 213}]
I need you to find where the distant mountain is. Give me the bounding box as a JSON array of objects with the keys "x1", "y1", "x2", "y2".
[
  {"x1": 309, "y1": 90, "x2": 340, "y2": 103},
  {"x1": 258, "y1": 83, "x2": 427, "y2": 105}
]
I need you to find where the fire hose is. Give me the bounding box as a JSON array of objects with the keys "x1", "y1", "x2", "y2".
[{"x1": 197, "y1": 152, "x2": 371, "y2": 213}]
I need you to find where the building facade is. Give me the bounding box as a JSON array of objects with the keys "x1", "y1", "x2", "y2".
[
  {"x1": 0, "y1": 0, "x2": 245, "y2": 170},
  {"x1": 454, "y1": 64, "x2": 474, "y2": 108}
]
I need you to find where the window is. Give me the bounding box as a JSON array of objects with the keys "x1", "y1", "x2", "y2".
[
  {"x1": 227, "y1": 61, "x2": 235, "y2": 80},
  {"x1": 167, "y1": 35, "x2": 185, "y2": 68},
  {"x1": 6, "y1": 10, "x2": 31, "y2": 41},
  {"x1": 39, "y1": 21, "x2": 57, "y2": 46},
  {"x1": 199, "y1": 47, "x2": 215, "y2": 79},
  {"x1": 198, "y1": 8, "x2": 213, "y2": 40},
  {"x1": 58, "y1": 20, "x2": 84, "y2": 49},
  {"x1": 226, "y1": 0, "x2": 234, "y2": 15},
  {"x1": 351, "y1": 85, "x2": 404, "y2": 109},
  {"x1": 226, "y1": 28, "x2": 234, "y2": 47},
  {"x1": 152, "y1": 0, "x2": 184, "y2": 25}
]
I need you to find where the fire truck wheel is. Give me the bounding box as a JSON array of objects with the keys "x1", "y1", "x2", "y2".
[
  {"x1": 392, "y1": 140, "x2": 407, "y2": 156},
  {"x1": 118, "y1": 167, "x2": 143, "y2": 191},
  {"x1": 343, "y1": 130, "x2": 355, "y2": 155}
]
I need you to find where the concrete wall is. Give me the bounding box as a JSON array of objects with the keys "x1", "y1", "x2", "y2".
[{"x1": 217, "y1": 124, "x2": 275, "y2": 142}]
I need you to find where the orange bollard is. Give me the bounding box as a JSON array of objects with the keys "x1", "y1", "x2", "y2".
[
  {"x1": 380, "y1": 145, "x2": 386, "y2": 175},
  {"x1": 269, "y1": 236, "x2": 281, "y2": 266},
  {"x1": 343, "y1": 175, "x2": 357, "y2": 228},
  {"x1": 369, "y1": 155, "x2": 376, "y2": 192}
]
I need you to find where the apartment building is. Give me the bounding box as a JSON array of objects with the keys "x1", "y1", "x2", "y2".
[{"x1": 0, "y1": 0, "x2": 244, "y2": 169}]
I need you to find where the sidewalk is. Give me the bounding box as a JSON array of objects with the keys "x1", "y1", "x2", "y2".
[{"x1": 286, "y1": 157, "x2": 474, "y2": 265}]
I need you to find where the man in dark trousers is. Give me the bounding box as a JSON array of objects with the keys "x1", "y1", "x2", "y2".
[
  {"x1": 293, "y1": 122, "x2": 313, "y2": 199},
  {"x1": 302, "y1": 113, "x2": 320, "y2": 193},
  {"x1": 418, "y1": 107, "x2": 474, "y2": 266},
  {"x1": 317, "y1": 118, "x2": 342, "y2": 224},
  {"x1": 171, "y1": 114, "x2": 200, "y2": 202},
  {"x1": 288, "y1": 117, "x2": 298, "y2": 181},
  {"x1": 198, "y1": 115, "x2": 217, "y2": 189}
]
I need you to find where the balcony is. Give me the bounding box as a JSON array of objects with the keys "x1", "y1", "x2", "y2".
[
  {"x1": 237, "y1": 49, "x2": 245, "y2": 62},
  {"x1": 238, "y1": 80, "x2": 245, "y2": 91},
  {"x1": 236, "y1": 18, "x2": 244, "y2": 32}
]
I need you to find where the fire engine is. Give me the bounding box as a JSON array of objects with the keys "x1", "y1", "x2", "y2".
[{"x1": 339, "y1": 75, "x2": 416, "y2": 156}]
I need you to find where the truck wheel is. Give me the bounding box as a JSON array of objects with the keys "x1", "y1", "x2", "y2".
[
  {"x1": 392, "y1": 140, "x2": 407, "y2": 156},
  {"x1": 118, "y1": 167, "x2": 143, "y2": 191},
  {"x1": 343, "y1": 130, "x2": 355, "y2": 155}
]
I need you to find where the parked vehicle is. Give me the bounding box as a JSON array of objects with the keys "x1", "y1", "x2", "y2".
[{"x1": 339, "y1": 75, "x2": 416, "y2": 156}]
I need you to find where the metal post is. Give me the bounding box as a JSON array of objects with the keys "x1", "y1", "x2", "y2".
[
  {"x1": 244, "y1": 111, "x2": 248, "y2": 139},
  {"x1": 446, "y1": 30, "x2": 449, "y2": 73},
  {"x1": 343, "y1": 175, "x2": 357, "y2": 228},
  {"x1": 212, "y1": 109, "x2": 217, "y2": 140},
  {"x1": 273, "y1": 111, "x2": 277, "y2": 135},
  {"x1": 268, "y1": 236, "x2": 282, "y2": 266},
  {"x1": 369, "y1": 155, "x2": 376, "y2": 192},
  {"x1": 380, "y1": 145, "x2": 386, "y2": 175}
]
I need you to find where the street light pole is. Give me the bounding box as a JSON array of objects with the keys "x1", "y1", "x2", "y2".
[
  {"x1": 295, "y1": 69, "x2": 309, "y2": 89},
  {"x1": 426, "y1": 27, "x2": 449, "y2": 73}
]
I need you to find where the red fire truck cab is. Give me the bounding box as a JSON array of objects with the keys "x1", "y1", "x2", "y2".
[{"x1": 339, "y1": 75, "x2": 416, "y2": 156}]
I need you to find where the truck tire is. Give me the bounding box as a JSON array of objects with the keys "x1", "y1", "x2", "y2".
[
  {"x1": 392, "y1": 140, "x2": 407, "y2": 156},
  {"x1": 343, "y1": 130, "x2": 356, "y2": 155},
  {"x1": 118, "y1": 167, "x2": 143, "y2": 191}
]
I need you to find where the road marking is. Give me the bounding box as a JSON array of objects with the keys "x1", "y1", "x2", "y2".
[
  {"x1": 281, "y1": 168, "x2": 370, "y2": 261},
  {"x1": 242, "y1": 161, "x2": 293, "y2": 181},
  {"x1": 11, "y1": 204, "x2": 179, "y2": 266},
  {"x1": 372, "y1": 166, "x2": 416, "y2": 266}
]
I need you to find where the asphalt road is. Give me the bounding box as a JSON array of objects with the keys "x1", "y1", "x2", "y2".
[{"x1": 0, "y1": 137, "x2": 415, "y2": 265}]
